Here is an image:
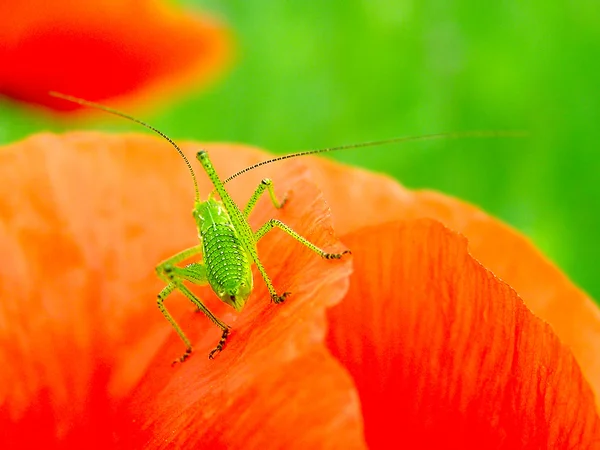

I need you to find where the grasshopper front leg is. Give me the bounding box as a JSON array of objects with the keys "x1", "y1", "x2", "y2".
[
  {"x1": 243, "y1": 178, "x2": 287, "y2": 217},
  {"x1": 156, "y1": 246, "x2": 230, "y2": 363}
]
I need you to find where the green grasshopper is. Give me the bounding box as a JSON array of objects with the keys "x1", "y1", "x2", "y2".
[{"x1": 50, "y1": 92, "x2": 519, "y2": 363}]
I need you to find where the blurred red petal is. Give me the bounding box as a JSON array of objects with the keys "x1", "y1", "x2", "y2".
[
  {"x1": 305, "y1": 156, "x2": 600, "y2": 406},
  {"x1": 327, "y1": 219, "x2": 600, "y2": 448},
  {"x1": 0, "y1": 1, "x2": 230, "y2": 110},
  {"x1": 0, "y1": 133, "x2": 361, "y2": 447}
]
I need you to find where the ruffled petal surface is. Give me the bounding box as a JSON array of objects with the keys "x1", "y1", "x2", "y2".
[
  {"x1": 304, "y1": 156, "x2": 600, "y2": 406},
  {"x1": 0, "y1": 1, "x2": 230, "y2": 110},
  {"x1": 326, "y1": 219, "x2": 600, "y2": 448}
]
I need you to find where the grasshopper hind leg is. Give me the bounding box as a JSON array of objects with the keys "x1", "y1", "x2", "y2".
[
  {"x1": 208, "y1": 327, "x2": 230, "y2": 359},
  {"x1": 175, "y1": 281, "x2": 231, "y2": 362},
  {"x1": 157, "y1": 256, "x2": 231, "y2": 363},
  {"x1": 272, "y1": 291, "x2": 290, "y2": 304},
  {"x1": 157, "y1": 282, "x2": 193, "y2": 365}
]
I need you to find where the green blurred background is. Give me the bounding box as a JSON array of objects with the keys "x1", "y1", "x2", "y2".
[{"x1": 1, "y1": 0, "x2": 599, "y2": 300}]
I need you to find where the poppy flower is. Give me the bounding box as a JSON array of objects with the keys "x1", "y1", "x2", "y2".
[
  {"x1": 0, "y1": 132, "x2": 599, "y2": 448},
  {"x1": 0, "y1": 1, "x2": 230, "y2": 110}
]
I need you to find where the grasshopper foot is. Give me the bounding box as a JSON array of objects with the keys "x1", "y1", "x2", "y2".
[
  {"x1": 324, "y1": 249, "x2": 352, "y2": 260},
  {"x1": 272, "y1": 292, "x2": 291, "y2": 304},
  {"x1": 172, "y1": 347, "x2": 193, "y2": 366},
  {"x1": 209, "y1": 327, "x2": 230, "y2": 359}
]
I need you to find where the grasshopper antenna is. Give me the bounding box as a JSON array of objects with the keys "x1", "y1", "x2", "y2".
[
  {"x1": 49, "y1": 91, "x2": 201, "y2": 203},
  {"x1": 222, "y1": 130, "x2": 527, "y2": 185}
]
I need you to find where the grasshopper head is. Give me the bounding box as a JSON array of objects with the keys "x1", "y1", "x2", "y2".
[{"x1": 218, "y1": 273, "x2": 253, "y2": 311}]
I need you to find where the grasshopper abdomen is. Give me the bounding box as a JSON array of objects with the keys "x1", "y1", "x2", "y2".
[{"x1": 195, "y1": 198, "x2": 254, "y2": 312}]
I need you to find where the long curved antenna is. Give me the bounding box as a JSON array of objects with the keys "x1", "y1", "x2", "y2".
[
  {"x1": 49, "y1": 92, "x2": 201, "y2": 203},
  {"x1": 223, "y1": 130, "x2": 527, "y2": 185}
]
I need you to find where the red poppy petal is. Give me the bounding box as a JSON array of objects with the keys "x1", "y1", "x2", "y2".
[
  {"x1": 305, "y1": 156, "x2": 600, "y2": 404},
  {"x1": 112, "y1": 143, "x2": 364, "y2": 448},
  {"x1": 0, "y1": 1, "x2": 230, "y2": 110},
  {"x1": 326, "y1": 219, "x2": 600, "y2": 448},
  {"x1": 0, "y1": 133, "x2": 361, "y2": 447}
]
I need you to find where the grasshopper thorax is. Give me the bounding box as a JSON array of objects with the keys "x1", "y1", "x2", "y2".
[{"x1": 193, "y1": 198, "x2": 253, "y2": 311}]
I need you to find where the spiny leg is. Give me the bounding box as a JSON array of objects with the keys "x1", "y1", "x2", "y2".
[
  {"x1": 164, "y1": 263, "x2": 211, "y2": 314},
  {"x1": 250, "y1": 256, "x2": 289, "y2": 305},
  {"x1": 210, "y1": 327, "x2": 230, "y2": 360},
  {"x1": 167, "y1": 262, "x2": 207, "y2": 285},
  {"x1": 156, "y1": 244, "x2": 203, "y2": 280},
  {"x1": 175, "y1": 282, "x2": 231, "y2": 361},
  {"x1": 243, "y1": 178, "x2": 287, "y2": 218},
  {"x1": 156, "y1": 247, "x2": 210, "y2": 308},
  {"x1": 255, "y1": 219, "x2": 351, "y2": 259},
  {"x1": 157, "y1": 252, "x2": 230, "y2": 362},
  {"x1": 253, "y1": 219, "x2": 351, "y2": 304},
  {"x1": 241, "y1": 179, "x2": 288, "y2": 303},
  {"x1": 162, "y1": 280, "x2": 230, "y2": 361},
  {"x1": 157, "y1": 282, "x2": 194, "y2": 365}
]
